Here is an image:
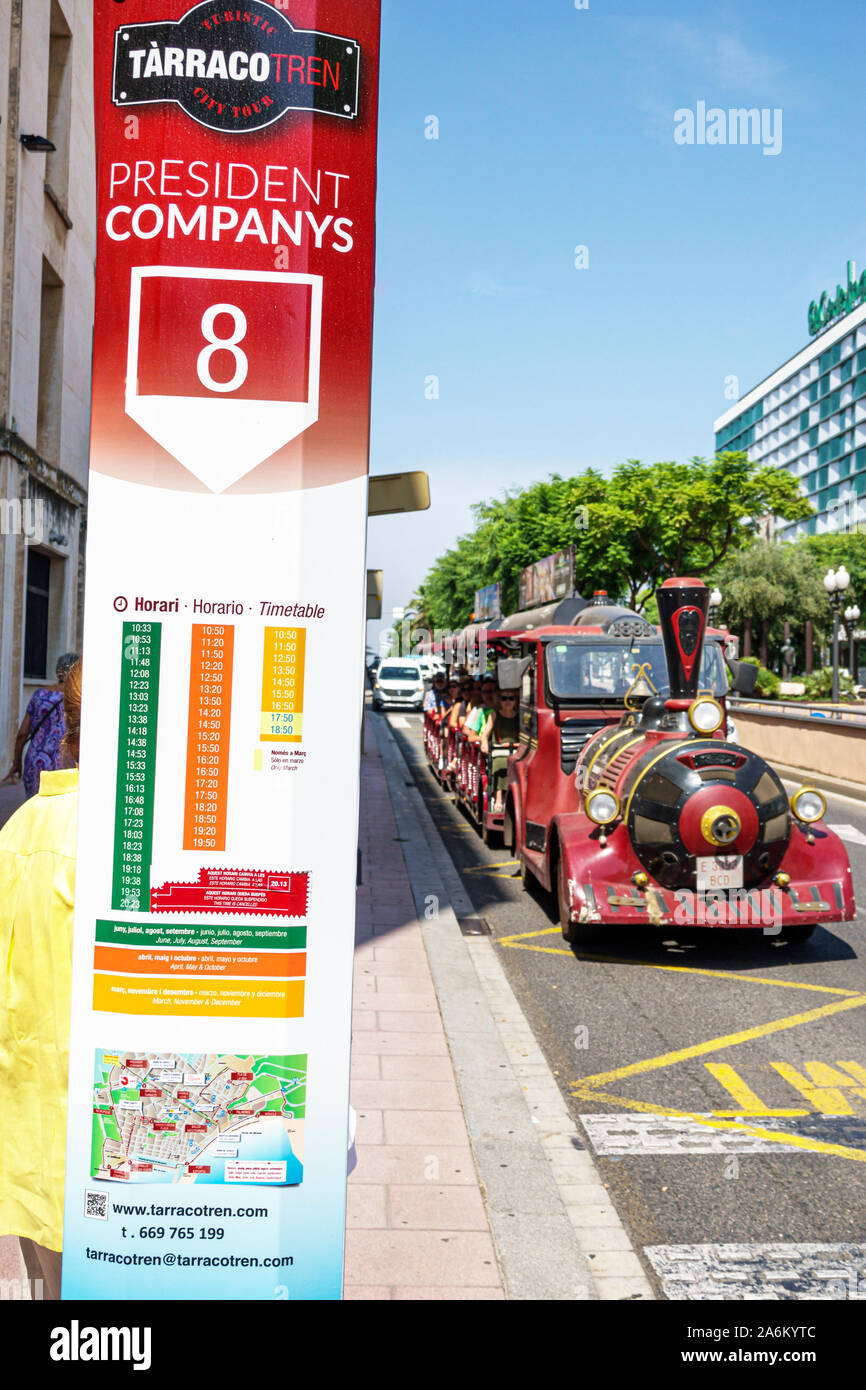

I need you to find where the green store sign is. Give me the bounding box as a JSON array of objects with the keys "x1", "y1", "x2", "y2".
[{"x1": 808, "y1": 259, "x2": 866, "y2": 335}]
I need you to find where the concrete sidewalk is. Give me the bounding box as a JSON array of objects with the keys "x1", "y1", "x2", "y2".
[
  {"x1": 346, "y1": 712, "x2": 652, "y2": 1301},
  {"x1": 346, "y1": 721, "x2": 505, "y2": 1298}
]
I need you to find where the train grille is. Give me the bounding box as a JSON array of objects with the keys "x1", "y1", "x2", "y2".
[{"x1": 560, "y1": 721, "x2": 605, "y2": 774}]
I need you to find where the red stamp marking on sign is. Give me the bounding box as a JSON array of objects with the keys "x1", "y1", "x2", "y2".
[{"x1": 150, "y1": 867, "x2": 309, "y2": 916}]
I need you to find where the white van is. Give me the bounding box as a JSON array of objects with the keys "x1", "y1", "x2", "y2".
[{"x1": 372, "y1": 658, "x2": 426, "y2": 711}]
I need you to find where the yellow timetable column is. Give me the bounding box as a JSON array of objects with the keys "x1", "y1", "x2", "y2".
[{"x1": 261, "y1": 626, "x2": 306, "y2": 742}]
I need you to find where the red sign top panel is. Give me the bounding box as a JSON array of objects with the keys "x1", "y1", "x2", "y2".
[{"x1": 91, "y1": 0, "x2": 381, "y2": 495}]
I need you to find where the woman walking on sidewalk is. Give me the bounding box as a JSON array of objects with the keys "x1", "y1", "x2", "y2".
[
  {"x1": 3, "y1": 651, "x2": 80, "y2": 798},
  {"x1": 0, "y1": 659, "x2": 81, "y2": 1299}
]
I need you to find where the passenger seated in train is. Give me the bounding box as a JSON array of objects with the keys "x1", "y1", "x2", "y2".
[
  {"x1": 463, "y1": 675, "x2": 498, "y2": 745},
  {"x1": 424, "y1": 671, "x2": 451, "y2": 719},
  {"x1": 480, "y1": 688, "x2": 520, "y2": 812},
  {"x1": 445, "y1": 676, "x2": 480, "y2": 772}
]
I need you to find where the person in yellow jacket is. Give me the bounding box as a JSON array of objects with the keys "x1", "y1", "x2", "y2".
[{"x1": 0, "y1": 659, "x2": 80, "y2": 1300}]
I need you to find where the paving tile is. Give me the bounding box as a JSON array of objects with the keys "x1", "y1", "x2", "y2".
[
  {"x1": 353, "y1": 992, "x2": 437, "y2": 1013},
  {"x1": 343, "y1": 1285, "x2": 392, "y2": 1300},
  {"x1": 592, "y1": 1276, "x2": 652, "y2": 1300},
  {"x1": 573, "y1": 1226, "x2": 637, "y2": 1253},
  {"x1": 383, "y1": 1110, "x2": 470, "y2": 1147},
  {"x1": 345, "y1": 1184, "x2": 387, "y2": 1229},
  {"x1": 347, "y1": 1145, "x2": 477, "y2": 1185},
  {"x1": 376, "y1": 1011, "x2": 445, "y2": 1034},
  {"x1": 391, "y1": 1286, "x2": 505, "y2": 1300},
  {"x1": 358, "y1": 959, "x2": 430, "y2": 978},
  {"x1": 350, "y1": 1053, "x2": 380, "y2": 1079},
  {"x1": 564, "y1": 1202, "x2": 623, "y2": 1229},
  {"x1": 380, "y1": 1055, "x2": 455, "y2": 1082},
  {"x1": 556, "y1": 1183, "x2": 611, "y2": 1206},
  {"x1": 351, "y1": 1010, "x2": 376, "y2": 1032},
  {"x1": 352, "y1": 1031, "x2": 449, "y2": 1057},
  {"x1": 584, "y1": 1250, "x2": 646, "y2": 1279},
  {"x1": 372, "y1": 947, "x2": 429, "y2": 965},
  {"x1": 354, "y1": 1109, "x2": 383, "y2": 1144},
  {"x1": 374, "y1": 974, "x2": 438, "y2": 994},
  {"x1": 351, "y1": 1079, "x2": 461, "y2": 1111},
  {"x1": 344, "y1": 1231, "x2": 500, "y2": 1287},
  {"x1": 389, "y1": 1185, "x2": 489, "y2": 1231}
]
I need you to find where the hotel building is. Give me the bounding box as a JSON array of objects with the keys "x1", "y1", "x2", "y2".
[{"x1": 714, "y1": 263, "x2": 866, "y2": 544}]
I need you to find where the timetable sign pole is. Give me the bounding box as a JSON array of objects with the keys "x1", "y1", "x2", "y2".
[{"x1": 62, "y1": 0, "x2": 381, "y2": 1300}]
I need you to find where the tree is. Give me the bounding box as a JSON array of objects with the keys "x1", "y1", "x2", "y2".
[
  {"x1": 711, "y1": 541, "x2": 827, "y2": 666},
  {"x1": 796, "y1": 530, "x2": 866, "y2": 611},
  {"x1": 582, "y1": 453, "x2": 812, "y2": 609},
  {"x1": 414, "y1": 453, "x2": 813, "y2": 631}
]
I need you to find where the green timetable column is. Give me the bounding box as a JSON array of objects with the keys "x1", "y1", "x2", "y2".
[{"x1": 112, "y1": 621, "x2": 161, "y2": 911}]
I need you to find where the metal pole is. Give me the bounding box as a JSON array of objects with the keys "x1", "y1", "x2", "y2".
[
  {"x1": 832, "y1": 609, "x2": 840, "y2": 703},
  {"x1": 850, "y1": 626, "x2": 857, "y2": 681}
]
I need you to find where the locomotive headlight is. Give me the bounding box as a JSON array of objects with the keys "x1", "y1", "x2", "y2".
[
  {"x1": 790, "y1": 786, "x2": 826, "y2": 824},
  {"x1": 688, "y1": 696, "x2": 725, "y2": 735},
  {"x1": 585, "y1": 789, "x2": 620, "y2": 825}
]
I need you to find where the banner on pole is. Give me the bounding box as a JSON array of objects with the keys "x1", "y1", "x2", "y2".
[
  {"x1": 517, "y1": 546, "x2": 574, "y2": 611},
  {"x1": 62, "y1": 0, "x2": 381, "y2": 1300},
  {"x1": 473, "y1": 582, "x2": 501, "y2": 623}
]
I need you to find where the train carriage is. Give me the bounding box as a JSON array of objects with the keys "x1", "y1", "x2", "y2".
[{"x1": 420, "y1": 577, "x2": 856, "y2": 945}]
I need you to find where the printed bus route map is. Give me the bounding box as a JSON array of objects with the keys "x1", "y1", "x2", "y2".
[{"x1": 92, "y1": 1051, "x2": 305, "y2": 1186}]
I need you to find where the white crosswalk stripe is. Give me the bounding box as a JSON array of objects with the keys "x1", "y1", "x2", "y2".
[
  {"x1": 645, "y1": 1243, "x2": 866, "y2": 1299},
  {"x1": 829, "y1": 822, "x2": 866, "y2": 846}
]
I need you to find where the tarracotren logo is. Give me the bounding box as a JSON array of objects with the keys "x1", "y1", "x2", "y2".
[{"x1": 113, "y1": 2, "x2": 360, "y2": 133}]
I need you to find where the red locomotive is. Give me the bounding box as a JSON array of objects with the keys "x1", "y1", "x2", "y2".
[{"x1": 424, "y1": 578, "x2": 855, "y2": 945}]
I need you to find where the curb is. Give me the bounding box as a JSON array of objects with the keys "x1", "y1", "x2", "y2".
[{"x1": 372, "y1": 712, "x2": 654, "y2": 1301}]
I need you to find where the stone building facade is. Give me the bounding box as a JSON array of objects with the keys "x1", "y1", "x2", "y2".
[{"x1": 0, "y1": 0, "x2": 94, "y2": 761}]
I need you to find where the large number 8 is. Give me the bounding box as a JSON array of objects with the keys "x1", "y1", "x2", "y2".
[{"x1": 197, "y1": 303, "x2": 249, "y2": 393}]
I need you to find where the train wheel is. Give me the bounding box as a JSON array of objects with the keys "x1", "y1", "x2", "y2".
[
  {"x1": 779, "y1": 923, "x2": 816, "y2": 944},
  {"x1": 557, "y1": 853, "x2": 595, "y2": 945}
]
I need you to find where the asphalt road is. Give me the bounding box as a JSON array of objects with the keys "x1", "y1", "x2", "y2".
[{"x1": 386, "y1": 711, "x2": 866, "y2": 1300}]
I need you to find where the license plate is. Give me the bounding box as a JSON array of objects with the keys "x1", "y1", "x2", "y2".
[{"x1": 696, "y1": 855, "x2": 743, "y2": 892}]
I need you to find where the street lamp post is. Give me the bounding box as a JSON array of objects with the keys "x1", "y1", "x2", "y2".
[
  {"x1": 708, "y1": 587, "x2": 722, "y2": 627},
  {"x1": 823, "y1": 566, "x2": 851, "y2": 702},
  {"x1": 844, "y1": 603, "x2": 861, "y2": 681}
]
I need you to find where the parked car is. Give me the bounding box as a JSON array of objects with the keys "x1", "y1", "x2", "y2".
[{"x1": 371, "y1": 659, "x2": 426, "y2": 711}]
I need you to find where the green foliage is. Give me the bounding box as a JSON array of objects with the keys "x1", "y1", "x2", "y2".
[
  {"x1": 414, "y1": 453, "x2": 812, "y2": 632},
  {"x1": 797, "y1": 531, "x2": 866, "y2": 609},
  {"x1": 739, "y1": 656, "x2": 781, "y2": 698},
  {"x1": 711, "y1": 540, "x2": 828, "y2": 649},
  {"x1": 801, "y1": 666, "x2": 857, "y2": 702}
]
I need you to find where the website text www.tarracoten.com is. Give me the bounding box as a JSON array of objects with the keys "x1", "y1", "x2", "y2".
[{"x1": 112, "y1": 1202, "x2": 268, "y2": 1218}]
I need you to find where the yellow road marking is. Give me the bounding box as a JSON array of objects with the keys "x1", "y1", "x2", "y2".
[
  {"x1": 704, "y1": 1062, "x2": 808, "y2": 1117},
  {"x1": 495, "y1": 921, "x2": 866, "y2": 1159},
  {"x1": 769, "y1": 1060, "x2": 866, "y2": 1116},
  {"x1": 571, "y1": 994, "x2": 866, "y2": 1091},
  {"x1": 496, "y1": 926, "x2": 860, "y2": 996},
  {"x1": 463, "y1": 860, "x2": 520, "y2": 876},
  {"x1": 569, "y1": 1085, "x2": 866, "y2": 1163}
]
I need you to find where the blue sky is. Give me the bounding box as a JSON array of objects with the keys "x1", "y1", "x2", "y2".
[{"x1": 366, "y1": 0, "x2": 866, "y2": 643}]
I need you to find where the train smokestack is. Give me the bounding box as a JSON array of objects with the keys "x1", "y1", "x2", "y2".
[{"x1": 656, "y1": 577, "x2": 709, "y2": 702}]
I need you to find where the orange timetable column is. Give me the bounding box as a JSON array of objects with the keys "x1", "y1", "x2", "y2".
[
  {"x1": 183, "y1": 623, "x2": 234, "y2": 851},
  {"x1": 261, "y1": 626, "x2": 306, "y2": 742}
]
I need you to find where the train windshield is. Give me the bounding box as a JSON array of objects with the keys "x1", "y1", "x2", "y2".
[{"x1": 545, "y1": 640, "x2": 728, "y2": 702}]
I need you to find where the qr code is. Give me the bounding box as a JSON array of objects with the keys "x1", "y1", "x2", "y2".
[{"x1": 84, "y1": 1189, "x2": 108, "y2": 1221}]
